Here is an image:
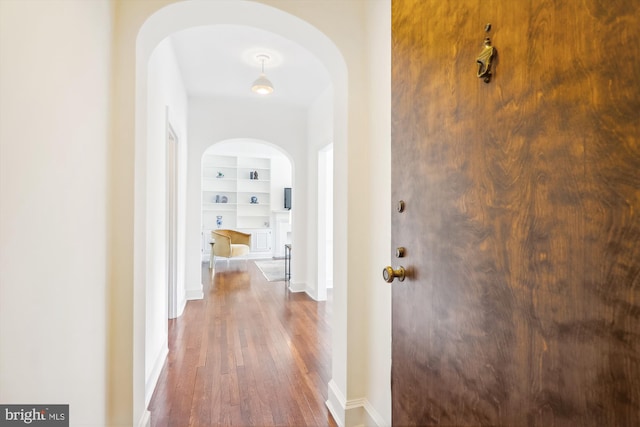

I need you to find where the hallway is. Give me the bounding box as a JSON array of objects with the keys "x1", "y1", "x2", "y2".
[{"x1": 148, "y1": 260, "x2": 336, "y2": 426}]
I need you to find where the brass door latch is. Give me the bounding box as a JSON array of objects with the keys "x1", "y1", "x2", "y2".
[{"x1": 383, "y1": 266, "x2": 406, "y2": 283}]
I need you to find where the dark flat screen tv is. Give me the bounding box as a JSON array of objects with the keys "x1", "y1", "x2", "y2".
[{"x1": 284, "y1": 187, "x2": 292, "y2": 210}]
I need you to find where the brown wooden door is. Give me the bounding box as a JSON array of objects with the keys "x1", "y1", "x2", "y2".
[{"x1": 391, "y1": 1, "x2": 640, "y2": 425}]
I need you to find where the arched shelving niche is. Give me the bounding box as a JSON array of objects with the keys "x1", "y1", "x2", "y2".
[{"x1": 201, "y1": 139, "x2": 293, "y2": 260}]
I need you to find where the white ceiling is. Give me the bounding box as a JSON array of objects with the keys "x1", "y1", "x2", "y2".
[{"x1": 169, "y1": 25, "x2": 332, "y2": 107}]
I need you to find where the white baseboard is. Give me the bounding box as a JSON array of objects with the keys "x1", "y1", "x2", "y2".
[
  {"x1": 362, "y1": 399, "x2": 387, "y2": 427},
  {"x1": 304, "y1": 284, "x2": 319, "y2": 300},
  {"x1": 176, "y1": 294, "x2": 187, "y2": 317},
  {"x1": 145, "y1": 345, "x2": 168, "y2": 407},
  {"x1": 186, "y1": 285, "x2": 203, "y2": 300},
  {"x1": 287, "y1": 281, "x2": 322, "y2": 302},
  {"x1": 326, "y1": 379, "x2": 387, "y2": 427},
  {"x1": 287, "y1": 280, "x2": 307, "y2": 293},
  {"x1": 137, "y1": 409, "x2": 151, "y2": 427},
  {"x1": 304, "y1": 283, "x2": 318, "y2": 299},
  {"x1": 326, "y1": 380, "x2": 346, "y2": 427}
]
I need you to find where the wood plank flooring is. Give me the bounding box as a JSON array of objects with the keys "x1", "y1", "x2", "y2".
[{"x1": 148, "y1": 260, "x2": 337, "y2": 427}]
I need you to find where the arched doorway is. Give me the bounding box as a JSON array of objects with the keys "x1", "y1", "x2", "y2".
[
  {"x1": 200, "y1": 139, "x2": 294, "y2": 269},
  {"x1": 134, "y1": 1, "x2": 349, "y2": 424}
]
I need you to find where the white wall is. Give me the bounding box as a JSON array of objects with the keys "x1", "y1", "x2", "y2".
[
  {"x1": 144, "y1": 36, "x2": 188, "y2": 405},
  {"x1": 0, "y1": 0, "x2": 112, "y2": 424},
  {"x1": 320, "y1": 145, "x2": 334, "y2": 290},
  {"x1": 364, "y1": 1, "x2": 392, "y2": 424},
  {"x1": 270, "y1": 157, "x2": 293, "y2": 213},
  {"x1": 308, "y1": 86, "x2": 334, "y2": 301}
]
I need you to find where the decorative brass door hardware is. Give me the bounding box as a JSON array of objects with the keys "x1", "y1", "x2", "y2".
[
  {"x1": 386, "y1": 199, "x2": 407, "y2": 283},
  {"x1": 477, "y1": 24, "x2": 495, "y2": 83},
  {"x1": 383, "y1": 266, "x2": 406, "y2": 283}
]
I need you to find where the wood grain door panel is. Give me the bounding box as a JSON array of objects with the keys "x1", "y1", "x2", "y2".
[{"x1": 391, "y1": 0, "x2": 640, "y2": 425}]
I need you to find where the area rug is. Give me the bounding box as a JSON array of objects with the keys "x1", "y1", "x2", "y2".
[{"x1": 254, "y1": 259, "x2": 286, "y2": 282}]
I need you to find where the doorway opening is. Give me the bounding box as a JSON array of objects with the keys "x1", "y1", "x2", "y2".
[
  {"x1": 166, "y1": 117, "x2": 179, "y2": 319},
  {"x1": 200, "y1": 139, "x2": 293, "y2": 272},
  {"x1": 318, "y1": 143, "x2": 334, "y2": 300},
  {"x1": 135, "y1": 1, "x2": 349, "y2": 419}
]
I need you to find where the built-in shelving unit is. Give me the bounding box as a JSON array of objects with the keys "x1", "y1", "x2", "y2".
[{"x1": 201, "y1": 154, "x2": 273, "y2": 259}]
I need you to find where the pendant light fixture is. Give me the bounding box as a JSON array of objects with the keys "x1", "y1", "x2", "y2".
[{"x1": 251, "y1": 54, "x2": 274, "y2": 95}]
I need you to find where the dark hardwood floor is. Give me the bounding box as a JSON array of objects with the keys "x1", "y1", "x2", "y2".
[{"x1": 148, "y1": 259, "x2": 337, "y2": 427}]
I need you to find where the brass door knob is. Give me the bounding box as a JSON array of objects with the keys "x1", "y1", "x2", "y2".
[{"x1": 383, "y1": 266, "x2": 405, "y2": 283}]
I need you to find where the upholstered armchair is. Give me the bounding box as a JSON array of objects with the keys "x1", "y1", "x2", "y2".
[{"x1": 211, "y1": 229, "x2": 251, "y2": 266}]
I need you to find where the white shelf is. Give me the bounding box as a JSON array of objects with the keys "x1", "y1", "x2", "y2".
[
  {"x1": 201, "y1": 154, "x2": 273, "y2": 258},
  {"x1": 202, "y1": 203, "x2": 237, "y2": 211}
]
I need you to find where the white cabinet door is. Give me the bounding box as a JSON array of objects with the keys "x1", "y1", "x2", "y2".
[
  {"x1": 201, "y1": 230, "x2": 213, "y2": 262},
  {"x1": 250, "y1": 229, "x2": 272, "y2": 254}
]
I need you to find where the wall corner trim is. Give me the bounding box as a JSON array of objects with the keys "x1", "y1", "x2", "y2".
[
  {"x1": 326, "y1": 379, "x2": 346, "y2": 426},
  {"x1": 326, "y1": 380, "x2": 386, "y2": 427},
  {"x1": 145, "y1": 345, "x2": 169, "y2": 407},
  {"x1": 176, "y1": 296, "x2": 187, "y2": 318},
  {"x1": 287, "y1": 280, "x2": 307, "y2": 294},
  {"x1": 136, "y1": 410, "x2": 151, "y2": 427},
  {"x1": 361, "y1": 399, "x2": 387, "y2": 427},
  {"x1": 186, "y1": 285, "x2": 204, "y2": 300}
]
